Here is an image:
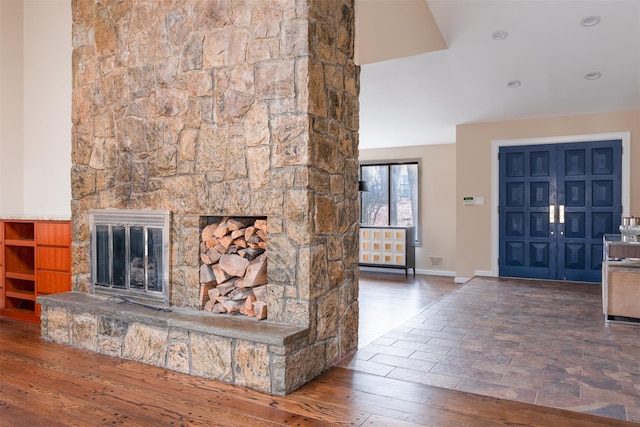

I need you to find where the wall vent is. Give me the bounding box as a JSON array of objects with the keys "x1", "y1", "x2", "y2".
[{"x1": 428, "y1": 256, "x2": 443, "y2": 267}]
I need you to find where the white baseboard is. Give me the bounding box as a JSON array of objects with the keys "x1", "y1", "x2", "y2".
[
  {"x1": 416, "y1": 268, "x2": 455, "y2": 277},
  {"x1": 456, "y1": 271, "x2": 496, "y2": 284},
  {"x1": 359, "y1": 268, "x2": 495, "y2": 283},
  {"x1": 359, "y1": 266, "x2": 408, "y2": 275},
  {"x1": 359, "y1": 266, "x2": 455, "y2": 277},
  {"x1": 474, "y1": 270, "x2": 495, "y2": 277}
]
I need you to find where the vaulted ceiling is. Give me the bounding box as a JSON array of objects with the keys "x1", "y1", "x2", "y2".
[{"x1": 356, "y1": 0, "x2": 640, "y2": 149}]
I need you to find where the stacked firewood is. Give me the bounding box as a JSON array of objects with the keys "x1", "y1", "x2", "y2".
[{"x1": 199, "y1": 217, "x2": 268, "y2": 320}]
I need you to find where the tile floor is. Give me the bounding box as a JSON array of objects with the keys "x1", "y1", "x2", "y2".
[{"x1": 339, "y1": 276, "x2": 640, "y2": 423}]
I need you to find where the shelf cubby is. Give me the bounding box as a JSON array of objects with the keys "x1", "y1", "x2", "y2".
[
  {"x1": 4, "y1": 246, "x2": 35, "y2": 276},
  {"x1": 4, "y1": 222, "x2": 35, "y2": 242}
]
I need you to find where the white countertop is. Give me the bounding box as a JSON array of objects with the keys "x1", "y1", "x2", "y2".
[{"x1": 1, "y1": 216, "x2": 71, "y2": 221}]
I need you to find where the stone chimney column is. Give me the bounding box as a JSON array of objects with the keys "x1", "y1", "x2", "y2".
[{"x1": 71, "y1": 0, "x2": 359, "y2": 390}]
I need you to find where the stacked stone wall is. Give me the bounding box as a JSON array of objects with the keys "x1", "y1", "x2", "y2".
[{"x1": 65, "y1": 0, "x2": 359, "y2": 391}]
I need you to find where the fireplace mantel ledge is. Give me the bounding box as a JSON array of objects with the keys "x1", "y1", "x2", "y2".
[{"x1": 37, "y1": 292, "x2": 308, "y2": 346}]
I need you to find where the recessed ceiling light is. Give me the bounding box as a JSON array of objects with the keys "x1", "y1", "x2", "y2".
[
  {"x1": 584, "y1": 72, "x2": 602, "y2": 80},
  {"x1": 506, "y1": 80, "x2": 521, "y2": 88},
  {"x1": 492, "y1": 30, "x2": 508, "y2": 41},
  {"x1": 581, "y1": 16, "x2": 601, "y2": 27}
]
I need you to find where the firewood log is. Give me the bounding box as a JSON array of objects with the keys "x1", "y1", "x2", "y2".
[
  {"x1": 244, "y1": 226, "x2": 256, "y2": 241},
  {"x1": 222, "y1": 300, "x2": 240, "y2": 314},
  {"x1": 200, "y1": 264, "x2": 216, "y2": 284},
  {"x1": 230, "y1": 229, "x2": 245, "y2": 240},
  {"x1": 202, "y1": 222, "x2": 220, "y2": 241},
  {"x1": 206, "y1": 248, "x2": 222, "y2": 264},
  {"x1": 216, "y1": 281, "x2": 237, "y2": 296},
  {"x1": 204, "y1": 300, "x2": 216, "y2": 312},
  {"x1": 213, "y1": 221, "x2": 230, "y2": 238},
  {"x1": 239, "y1": 305, "x2": 256, "y2": 317},
  {"x1": 252, "y1": 285, "x2": 267, "y2": 302},
  {"x1": 245, "y1": 247, "x2": 265, "y2": 260},
  {"x1": 228, "y1": 217, "x2": 254, "y2": 231},
  {"x1": 208, "y1": 288, "x2": 221, "y2": 301},
  {"x1": 205, "y1": 238, "x2": 217, "y2": 249},
  {"x1": 217, "y1": 235, "x2": 234, "y2": 250},
  {"x1": 256, "y1": 229, "x2": 268, "y2": 241},
  {"x1": 247, "y1": 235, "x2": 261, "y2": 244},
  {"x1": 200, "y1": 283, "x2": 216, "y2": 306},
  {"x1": 245, "y1": 293, "x2": 256, "y2": 309},
  {"x1": 241, "y1": 253, "x2": 267, "y2": 288},
  {"x1": 211, "y1": 303, "x2": 227, "y2": 314},
  {"x1": 253, "y1": 301, "x2": 267, "y2": 320},
  {"x1": 219, "y1": 254, "x2": 249, "y2": 277},
  {"x1": 234, "y1": 237, "x2": 248, "y2": 249},
  {"x1": 212, "y1": 263, "x2": 234, "y2": 284},
  {"x1": 229, "y1": 288, "x2": 253, "y2": 301},
  {"x1": 201, "y1": 253, "x2": 213, "y2": 265}
]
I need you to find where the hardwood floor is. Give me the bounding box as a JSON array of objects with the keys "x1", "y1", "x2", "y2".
[
  {"x1": 2, "y1": 273, "x2": 636, "y2": 426},
  {"x1": 357, "y1": 271, "x2": 458, "y2": 348}
]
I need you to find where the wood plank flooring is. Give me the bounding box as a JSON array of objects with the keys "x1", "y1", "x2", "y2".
[{"x1": 1, "y1": 273, "x2": 636, "y2": 426}]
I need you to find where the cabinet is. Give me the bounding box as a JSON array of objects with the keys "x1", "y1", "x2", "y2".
[
  {"x1": 602, "y1": 235, "x2": 640, "y2": 324},
  {"x1": 0, "y1": 223, "x2": 3, "y2": 310},
  {"x1": 1, "y1": 220, "x2": 71, "y2": 323},
  {"x1": 359, "y1": 226, "x2": 415, "y2": 276}
]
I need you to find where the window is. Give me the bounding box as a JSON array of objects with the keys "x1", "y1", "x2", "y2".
[{"x1": 360, "y1": 161, "x2": 420, "y2": 245}]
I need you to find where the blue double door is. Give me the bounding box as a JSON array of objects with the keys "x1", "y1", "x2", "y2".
[{"x1": 499, "y1": 140, "x2": 622, "y2": 283}]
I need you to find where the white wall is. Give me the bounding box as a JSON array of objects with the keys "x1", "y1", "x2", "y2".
[
  {"x1": 22, "y1": 0, "x2": 72, "y2": 217},
  {"x1": 359, "y1": 143, "x2": 457, "y2": 276},
  {"x1": 0, "y1": 0, "x2": 25, "y2": 215},
  {"x1": 0, "y1": 0, "x2": 71, "y2": 218}
]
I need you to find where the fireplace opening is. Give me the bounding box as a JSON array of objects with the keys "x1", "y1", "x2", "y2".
[
  {"x1": 199, "y1": 216, "x2": 268, "y2": 319},
  {"x1": 89, "y1": 209, "x2": 170, "y2": 307}
]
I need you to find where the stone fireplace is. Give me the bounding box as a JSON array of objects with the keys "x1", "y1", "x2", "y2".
[{"x1": 38, "y1": 0, "x2": 360, "y2": 395}]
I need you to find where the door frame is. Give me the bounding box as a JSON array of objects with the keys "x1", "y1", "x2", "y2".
[{"x1": 490, "y1": 131, "x2": 630, "y2": 278}]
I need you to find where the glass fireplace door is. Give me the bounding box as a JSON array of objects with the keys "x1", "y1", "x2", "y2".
[{"x1": 90, "y1": 210, "x2": 170, "y2": 307}]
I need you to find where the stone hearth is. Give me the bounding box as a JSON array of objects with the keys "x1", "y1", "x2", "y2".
[
  {"x1": 39, "y1": 0, "x2": 360, "y2": 395},
  {"x1": 39, "y1": 292, "x2": 309, "y2": 394}
]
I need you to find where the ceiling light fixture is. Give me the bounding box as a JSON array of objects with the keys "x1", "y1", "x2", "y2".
[
  {"x1": 581, "y1": 16, "x2": 601, "y2": 27},
  {"x1": 492, "y1": 30, "x2": 508, "y2": 41},
  {"x1": 584, "y1": 72, "x2": 602, "y2": 80},
  {"x1": 506, "y1": 80, "x2": 521, "y2": 88}
]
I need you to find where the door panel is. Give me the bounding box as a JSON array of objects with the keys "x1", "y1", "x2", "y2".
[
  {"x1": 500, "y1": 144, "x2": 557, "y2": 279},
  {"x1": 499, "y1": 140, "x2": 621, "y2": 283},
  {"x1": 557, "y1": 140, "x2": 621, "y2": 282}
]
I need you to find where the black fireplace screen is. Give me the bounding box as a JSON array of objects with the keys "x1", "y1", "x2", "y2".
[{"x1": 90, "y1": 210, "x2": 170, "y2": 306}]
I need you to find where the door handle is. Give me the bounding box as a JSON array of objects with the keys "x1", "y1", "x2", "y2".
[
  {"x1": 549, "y1": 205, "x2": 555, "y2": 224},
  {"x1": 559, "y1": 205, "x2": 565, "y2": 224}
]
